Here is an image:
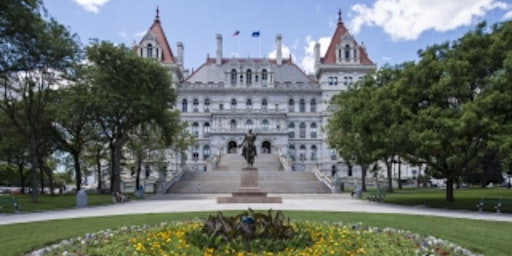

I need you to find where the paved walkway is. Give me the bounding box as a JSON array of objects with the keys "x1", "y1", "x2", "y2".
[{"x1": 1, "y1": 193, "x2": 511, "y2": 225}]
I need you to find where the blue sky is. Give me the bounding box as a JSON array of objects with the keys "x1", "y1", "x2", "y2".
[{"x1": 43, "y1": 0, "x2": 512, "y2": 74}]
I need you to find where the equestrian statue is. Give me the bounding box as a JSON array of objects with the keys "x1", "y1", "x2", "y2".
[{"x1": 239, "y1": 129, "x2": 257, "y2": 167}]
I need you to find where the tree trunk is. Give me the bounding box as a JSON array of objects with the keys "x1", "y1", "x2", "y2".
[
  {"x1": 398, "y1": 156, "x2": 402, "y2": 189},
  {"x1": 385, "y1": 161, "x2": 394, "y2": 193},
  {"x1": 28, "y1": 135, "x2": 39, "y2": 202},
  {"x1": 73, "y1": 152, "x2": 82, "y2": 192},
  {"x1": 136, "y1": 158, "x2": 142, "y2": 190},
  {"x1": 446, "y1": 176, "x2": 455, "y2": 202},
  {"x1": 111, "y1": 142, "x2": 123, "y2": 193},
  {"x1": 96, "y1": 148, "x2": 103, "y2": 192},
  {"x1": 361, "y1": 165, "x2": 367, "y2": 191},
  {"x1": 17, "y1": 161, "x2": 26, "y2": 194}
]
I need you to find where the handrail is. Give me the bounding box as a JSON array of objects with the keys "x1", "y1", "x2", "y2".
[
  {"x1": 163, "y1": 168, "x2": 186, "y2": 193},
  {"x1": 277, "y1": 148, "x2": 292, "y2": 171},
  {"x1": 312, "y1": 166, "x2": 336, "y2": 193}
]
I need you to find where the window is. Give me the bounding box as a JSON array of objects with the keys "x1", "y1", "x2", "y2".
[
  {"x1": 261, "y1": 69, "x2": 268, "y2": 82},
  {"x1": 219, "y1": 104, "x2": 224, "y2": 110},
  {"x1": 239, "y1": 74, "x2": 243, "y2": 83},
  {"x1": 262, "y1": 119, "x2": 269, "y2": 130},
  {"x1": 147, "y1": 43, "x2": 153, "y2": 58},
  {"x1": 255, "y1": 74, "x2": 259, "y2": 83},
  {"x1": 330, "y1": 149, "x2": 337, "y2": 160},
  {"x1": 310, "y1": 123, "x2": 317, "y2": 138},
  {"x1": 311, "y1": 145, "x2": 317, "y2": 160},
  {"x1": 203, "y1": 122, "x2": 210, "y2": 136},
  {"x1": 348, "y1": 76, "x2": 353, "y2": 85},
  {"x1": 193, "y1": 98, "x2": 199, "y2": 112},
  {"x1": 328, "y1": 76, "x2": 337, "y2": 85},
  {"x1": 181, "y1": 99, "x2": 188, "y2": 112},
  {"x1": 344, "y1": 44, "x2": 350, "y2": 61},
  {"x1": 310, "y1": 99, "x2": 317, "y2": 112},
  {"x1": 299, "y1": 145, "x2": 306, "y2": 161},
  {"x1": 203, "y1": 145, "x2": 211, "y2": 160},
  {"x1": 299, "y1": 122, "x2": 306, "y2": 138},
  {"x1": 288, "y1": 99, "x2": 294, "y2": 112},
  {"x1": 192, "y1": 122, "x2": 199, "y2": 137},
  {"x1": 246, "y1": 69, "x2": 252, "y2": 85},
  {"x1": 231, "y1": 98, "x2": 237, "y2": 109},
  {"x1": 299, "y1": 99, "x2": 305, "y2": 113},
  {"x1": 262, "y1": 99, "x2": 268, "y2": 109},
  {"x1": 230, "y1": 69, "x2": 237, "y2": 85},
  {"x1": 344, "y1": 76, "x2": 348, "y2": 85},
  {"x1": 230, "y1": 119, "x2": 237, "y2": 131},
  {"x1": 288, "y1": 144, "x2": 296, "y2": 160},
  {"x1": 246, "y1": 119, "x2": 253, "y2": 129},
  {"x1": 288, "y1": 122, "x2": 295, "y2": 138},
  {"x1": 246, "y1": 98, "x2": 252, "y2": 109},
  {"x1": 192, "y1": 145, "x2": 199, "y2": 161},
  {"x1": 204, "y1": 98, "x2": 210, "y2": 112}
]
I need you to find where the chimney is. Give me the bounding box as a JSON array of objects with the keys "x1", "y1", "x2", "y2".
[
  {"x1": 314, "y1": 42, "x2": 320, "y2": 65},
  {"x1": 216, "y1": 34, "x2": 222, "y2": 65},
  {"x1": 276, "y1": 34, "x2": 282, "y2": 66},
  {"x1": 177, "y1": 41, "x2": 184, "y2": 66}
]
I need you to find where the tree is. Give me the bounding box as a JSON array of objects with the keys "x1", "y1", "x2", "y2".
[
  {"x1": 0, "y1": 0, "x2": 80, "y2": 202},
  {"x1": 85, "y1": 41, "x2": 178, "y2": 193}
]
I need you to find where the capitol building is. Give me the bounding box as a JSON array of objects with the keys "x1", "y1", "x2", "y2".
[{"x1": 133, "y1": 9, "x2": 376, "y2": 179}]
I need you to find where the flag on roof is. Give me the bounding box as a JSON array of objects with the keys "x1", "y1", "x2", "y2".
[
  {"x1": 232, "y1": 30, "x2": 240, "y2": 36},
  {"x1": 252, "y1": 31, "x2": 260, "y2": 37}
]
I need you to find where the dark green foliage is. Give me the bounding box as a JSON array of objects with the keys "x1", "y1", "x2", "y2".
[{"x1": 186, "y1": 208, "x2": 313, "y2": 253}]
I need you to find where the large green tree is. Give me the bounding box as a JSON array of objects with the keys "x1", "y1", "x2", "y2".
[
  {"x1": 0, "y1": 0, "x2": 80, "y2": 201},
  {"x1": 85, "y1": 41, "x2": 178, "y2": 193}
]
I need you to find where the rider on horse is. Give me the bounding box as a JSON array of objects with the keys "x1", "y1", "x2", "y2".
[{"x1": 240, "y1": 129, "x2": 257, "y2": 166}]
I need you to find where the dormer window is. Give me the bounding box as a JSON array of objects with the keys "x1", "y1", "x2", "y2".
[
  {"x1": 261, "y1": 69, "x2": 268, "y2": 82},
  {"x1": 147, "y1": 43, "x2": 153, "y2": 58},
  {"x1": 345, "y1": 44, "x2": 350, "y2": 62},
  {"x1": 230, "y1": 69, "x2": 237, "y2": 86},
  {"x1": 246, "y1": 69, "x2": 252, "y2": 86}
]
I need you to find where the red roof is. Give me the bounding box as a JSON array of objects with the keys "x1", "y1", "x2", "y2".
[
  {"x1": 322, "y1": 12, "x2": 374, "y2": 65},
  {"x1": 139, "y1": 10, "x2": 176, "y2": 64}
]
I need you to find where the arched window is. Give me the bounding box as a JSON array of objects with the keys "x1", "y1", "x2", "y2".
[
  {"x1": 311, "y1": 145, "x2": 317, "y2": 160},
  {"x1": 192, "y1": 122, "x2": 199, "y2": 137},
  {"x1": 203, "y1": 145, "x2": 211, "y2": 160},
  {"x1": 262, "y1": 98, "x2": 268, "y2": 109},
  {"x1": 310, "y1": 99, "x2": 317, "y2": 112},
  {"x1": 230, "y1": 119, "x2": 237, "y2": 131},
  {"x1": 246, "y1": 69, "x2": 252, "y2": 85},
  {"x1": 299, "y1": 98, "x2": 305, "y2": 113},
  {"x1": 231, "y1": 98, "x2": 237, "y2": 109},
  {"x1": 147, "y1": 43, "x2": 153, "y2": 58},
  {"x1": 299, "y1": 145, "x2": 306, "y2": 161},
  {"x1": 261, "y1": 69, "x2": 268, "y2": 82},
  {"x1": 288, "y1": 99, "x2": 294, "y2": 112},
  {"x1": 299, "y1": 122, "x2": 306, "y2": 138},
  {"x1": 310, "y1": 123, "x2": 317, "y2": 138},
  {"x1": 288, "y1": 144, "x2": 296, "y2": 160},
  {"x1": 246, "y1": 98, "x2": 252, "y2": 109},
  {"x1": 288, "y1": 122, "x2": 295, "y2": 138},
  {"x1": 246, "y1": 119, "x2": 253, "y2": 129},
  {"x1": 193, "y1": 98, "x2": 199, "y2": 112},
  {"x1": 203, "y1": 122, "x2": 210, "y2": 136},
  {"x1": 181, "y1": 99, "x2": 188, "y2": 112},
  {"x1": 230, "y1": 69, "x2": 237, "y2": 85},
  {"x1": 345, "y1": 44, "x2": 350, "y2": 61},
  {"x1": 204, "y1": 98, "x2": 210, "y2": 112},
  {"x1": 262, "y1": 119, "x2": 269, "y2": 130}
]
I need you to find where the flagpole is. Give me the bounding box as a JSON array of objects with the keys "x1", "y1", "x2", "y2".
[{"x1": 259, "y1": 36, "x2": 261, "y2": 58}]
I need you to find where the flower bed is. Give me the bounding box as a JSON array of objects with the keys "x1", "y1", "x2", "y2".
[{"x1": 32, "y1": 210, "x2": 479, "y2": 256}]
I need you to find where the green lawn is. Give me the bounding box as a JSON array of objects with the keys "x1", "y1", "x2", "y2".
[
  {"x1": 1, "y1": 211, "x2": 510, "y2": 256},
  {"x1": 379, "y1": 187, "x2": 512, "y2": 213},
  {"x1": 0, "y1": 193, "x2": 116, "y2": 213}
]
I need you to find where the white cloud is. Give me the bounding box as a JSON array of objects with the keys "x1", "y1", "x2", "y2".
[
  {"x1": 504, "y1": 10, "x2": 512, "y2": 20},
  {"x1": 72, "y1": 0, "x2": 110, "y2": 13},
  {"x1": 300, "y1": 35, "x2": 331, "y2": 74},
  {"x1": 268, "y1": 44, "x2": 296, "y2": 63},
  {"x1": 118, "y1": 31, "x2": 127, "y2": 39},
  {"x1": 349, "y1": 0, "x2": 508, "y2": 41}
]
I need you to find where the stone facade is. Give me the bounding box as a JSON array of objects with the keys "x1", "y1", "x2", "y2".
[{"x1": 135, "y1": 9, "x2": 376, "y2": 175}]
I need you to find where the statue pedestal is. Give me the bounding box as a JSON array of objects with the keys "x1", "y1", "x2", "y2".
[{"x1": 217, "y1": 167, "x2": 282, "y2": 204}]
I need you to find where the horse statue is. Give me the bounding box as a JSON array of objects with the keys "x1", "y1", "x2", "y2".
[{"x1": 240, "y1": 129, "x2": 257, "y2": 167}]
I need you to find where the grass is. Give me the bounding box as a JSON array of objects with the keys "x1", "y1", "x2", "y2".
[
  {"x1": 0, "y1": 192, "x2": 137, "y2": 213},
  {"x1": 1, "y1": 211, "x2": 510, "y2": 256},
  {"x1": 379, "y1": 187, "x2": 512, "y2": 213}
]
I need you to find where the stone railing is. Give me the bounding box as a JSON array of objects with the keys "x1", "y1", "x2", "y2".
[
  {"x1": 162, "y1": 167, "x2": 187, "y2": 193},
  {"x1": 277, "y1": 148, "x2": 292, "y2": 171},
  {"x1": 312, "y1": 166, "x2": 336, "y2": 193}
]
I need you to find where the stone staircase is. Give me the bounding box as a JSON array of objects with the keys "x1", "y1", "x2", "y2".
[{"x1": 168, "y1": 154, "x2": 330, "y2": 193}]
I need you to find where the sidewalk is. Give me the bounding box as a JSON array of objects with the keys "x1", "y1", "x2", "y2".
[{"x1": 1, "y1": 193, "x2": 511, "y2": 225}]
